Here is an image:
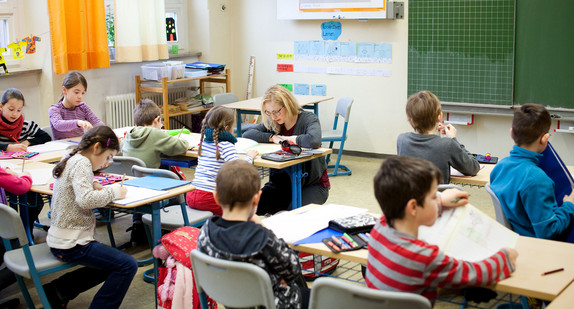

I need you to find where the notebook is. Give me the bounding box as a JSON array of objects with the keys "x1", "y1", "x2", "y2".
[
  {"x1": 261, "y1": 150, "x2": 313, "y2": 162},
  {"x1": 538, "y1": 142, "x2": 574, "y2": 206},
  {"x1": 122, "y1": 176, "x2": 191, "y2": 191}
]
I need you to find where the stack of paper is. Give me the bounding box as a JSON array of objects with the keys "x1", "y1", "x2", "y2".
[{"x1": 28, "y1": 141, "x2": 77, "y2": 153}]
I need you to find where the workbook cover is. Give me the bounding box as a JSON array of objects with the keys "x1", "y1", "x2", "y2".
[
  {"x1": 122, "y1": 176, "x2": 191, "y2": 191},
  {"x1": 538, "y1": 142, "x2": 574, "y2": 206}
]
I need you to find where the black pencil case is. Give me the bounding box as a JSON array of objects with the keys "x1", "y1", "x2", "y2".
[
  {"x1": 328, "y1": 214, "x2": 377, "y2": 234},
  {"x1": 321, "y1": 233, "x2": 368, "y2": 253}
]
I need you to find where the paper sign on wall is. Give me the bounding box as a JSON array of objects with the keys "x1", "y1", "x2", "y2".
[
  {"x1": 294, "y1": 84, "x2": 310, "y2": 95},
  {"x1": 311, "y1": 84, "x2": 327, "y2": 96},
  {"x1": 279, "y1": 84, "x2": 293, "y2": 91},
  {"x1": 321, "y1": 21, "x2": 342, "y2": 40},
  {"x1": 277, "y1": 54, "x2": 294, "y2": 59},
  {"x1": 277, "y1": 64, "x2": 294, "y2": 72}
]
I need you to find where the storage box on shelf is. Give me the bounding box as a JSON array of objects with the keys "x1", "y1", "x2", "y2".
[{"x1": 135, "y1": 69, "x2": 230, "y2": 129}]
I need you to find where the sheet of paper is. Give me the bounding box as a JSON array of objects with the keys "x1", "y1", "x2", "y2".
[
  {"x1": 0, "y1": 161, "x2": 18, "y2": 170},
  {"x1": 113, "y1": 126, "x2": 135, "y2": 138},
  {"x1": 28, "y1": 141, "x2": 77, "y2": 153},
  {"x1": 235, "y1": 138, "x2": 282, "y2": 155},
  {"x1": 263, "y1": 204, "x2": 367, "y2": 243},
  {"x1": 111, "y1": 185, "x2": 169, "y2": 205},
  {"x1": 450, "y1": 164, "x2": 485, "y2": 177},
  {"x1": 28, "y1": 168, "x2": 54, "y2": 185},
  {"x1": 178, "y1": 134, "x2": 201, "y2": 149}
]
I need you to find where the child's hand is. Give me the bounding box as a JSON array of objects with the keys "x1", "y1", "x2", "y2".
[
  {"x1": 7, "y1": 143, "x2": 28, "y2": 151},
  {"x1": 93, "y1": 181, "x2": 104, "y2": 190},
  {"x1": 4, "y1": 167, "x2": 19, "y2": 177},
  {"x1": 77, "y1": 120, "x2": 93, "y2": 130},
  {"x1": 246, "y1": 149, "x2": 259, "y2": 159},
  {"x1": 21, "y1": 171, "x2": 32, "y2": 178},
  {"x1": 504, "y1": 247, "x2": 518, "y2": 268},
  {"x1": 439, "y1": 124, "x2": 457, "y2": 138},
  {"x1": 563, "y1": 189, "x2": 574, "y2": 205},
  {"x1": 119, "y1": 186, "x2": 128, "y2": 199},
  {"x1": 441, "y1": 188, "x2": 469, "y2": 207},
  {"x1": 250, "y1": 214, "x2": 263, "y2": 225}
]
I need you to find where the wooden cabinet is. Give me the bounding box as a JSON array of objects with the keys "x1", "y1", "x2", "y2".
[{"x1": 135, "y1": 69, "x2": 230, "y2": 130}]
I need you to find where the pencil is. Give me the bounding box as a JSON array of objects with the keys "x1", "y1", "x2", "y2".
[
  {"x1": 451, "y1": 195, "x2": 470, "y2": 203},
  {"x1": 121, "y1": 173, "x2": 126, "y2": 187},
  {"x1": 542, "y1": 268, "x2": 564, "y2": 276},
  {"x1": 10, "y1": 136, "x2": 20, "y2": 144},
  {"x1": 177, "y1": 127, "x2": 184, "y2": 138},
  {"x1": 21, "y1": 158, "x2": 25, "y2": 173}
]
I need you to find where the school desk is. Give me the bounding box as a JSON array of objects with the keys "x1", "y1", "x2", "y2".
[
  {"x1": 222, "y1": 95, "x2": 333, "y2": 137},
  {"x1": 286, "y1": 204, "x2": 574, "y2": 301},
  {"x1": 27, "y1": 137, "x2": 82, "y2": 163},
  {"x1": 180, "y1": 135, "x2": 332, "y2": 209},
  {"x1": 546, "y1": 279, "x2": 574, "y2": 309},
  {"x1": 29, "y1": 166, "x2": 195, "y2": 308},
  {"x1": 450, "y1": 164, "x2": 574, "y2": 188}
]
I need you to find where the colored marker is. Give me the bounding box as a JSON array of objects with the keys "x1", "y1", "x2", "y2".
[
  {"x1": 331, "y1": 235, "x2": 343, "y2": 248},
  {"x1": 343, "y1": 233, "x2": 359, "y2": 247},
  {"x1": 542, "y1": 268, "x2": 564, "y2": 276},
  {"x1": 341, "y1": 234, "x2": 357, "y2": 248},
  {"x1": 326, "y1": 241, "x2": 340, "y2": 252},
  {"x1": 357, "y1": 233, "x2": 369, "y2": 243}
]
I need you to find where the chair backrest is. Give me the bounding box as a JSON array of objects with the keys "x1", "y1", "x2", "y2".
[
  {"x1": 309, "y1": 277, "x2": 431, "y2": 309},
  {"x1": 131, "y1": 165, "x2": 184, "y2": 203},
  {"x1": 190, "y1": 250, "x2": 276, "y2": 309},
  {"x1": 213, "y1": 93, "x2": 239, "y2": 106},
  {"x1": 40, "y1": 125, "x2": 53, "y2": 140},
  {"x1": 0, "y1": 203, "x2": 29, "y2": 247},
  {"x1": 485, "y1": 182, "x2": 513, "y2": 230},
  {"x1": 335, "y1": 97, "x2": 354, "y2": 122},
  {"x1": 102, "y1": 156, "x2": 146, "y2": 176}
]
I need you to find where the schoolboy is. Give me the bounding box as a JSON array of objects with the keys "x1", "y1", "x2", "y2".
[
  {"x1": 366, "y1": 156, "x2": 517, "y2": 303},
  {"x1": 397, "y1": 90, "x2": 479, "y2": 183},
  {"x1": 121, "y1": 99, "x2": 189, "y2": 168},
  {"x1": 490, "y1": 104, "x2": 574, "y2": 240},
  {"x1": 197, "y1": 160, "x2": 308, "y2": 309}
]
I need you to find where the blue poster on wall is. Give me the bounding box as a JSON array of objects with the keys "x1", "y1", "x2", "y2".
[{"x1": 321, "y1": 21, "x2": 342, "y2": 40}]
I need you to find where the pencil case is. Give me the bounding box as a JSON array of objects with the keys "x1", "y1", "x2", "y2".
[
  {"x1": 328, "y1": 214, "x2": 377, "y2": 234},
  {"x1": 321, "y1": 233, "x2": 369, "y2": 253}
]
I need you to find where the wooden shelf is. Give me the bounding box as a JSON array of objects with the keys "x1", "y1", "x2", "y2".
[{"x1": 135, "y1": 69, "x2": 230, "y2": 130}]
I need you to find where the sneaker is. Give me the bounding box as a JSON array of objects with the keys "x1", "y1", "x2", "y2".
[{"x1": 126, "y1": 222, "x2": 148, "y2": 246}]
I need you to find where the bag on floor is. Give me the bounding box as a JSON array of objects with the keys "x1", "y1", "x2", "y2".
[{"x1": 299, "y1": 252, "x2": 339, "y2": 280}]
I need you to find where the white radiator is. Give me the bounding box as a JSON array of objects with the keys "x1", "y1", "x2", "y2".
[{"x1": 105, "y1": 87, "x2": 192, "y2": 129}]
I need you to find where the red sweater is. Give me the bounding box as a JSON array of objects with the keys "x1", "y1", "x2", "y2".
[{"x1": 0, "y1": 167, "x2": 32, "y2": 194}]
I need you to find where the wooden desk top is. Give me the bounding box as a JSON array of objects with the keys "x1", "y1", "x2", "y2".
[
  {"x1": 449, "y1": 164, "x2": 495, "y2": 187},
  {"x1": 546, "y1": 280, "x2": 574, "y2": 309},
  {"x1": 287, "y1": 204, "x2": 574, "y2": 301},
  {"x1": 29, "y1": 137, "x2": 82, "y2": 163},
  {"x1": 222, "y1": 95, "x2": 333, "y2": 111}
]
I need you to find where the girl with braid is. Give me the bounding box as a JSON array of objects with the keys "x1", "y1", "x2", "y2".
[
  {"x1": 187, "y1": 106, "x2": 258, "y2": 216},
  {"x1": 44, "y1": 126, "x2": 137, "y2": 309}
]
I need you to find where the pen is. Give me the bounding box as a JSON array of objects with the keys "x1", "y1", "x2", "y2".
[
  {"x1": 121, "y1": 173, "x2": 126, "y2": 187},
  {"x1": 343, "y1": 232, "x2": 359, "y2": 247},
  {"x1": 542, "y1": 268, "x2": 564, "y2": 276},
  {"x1": 326, "y1": 241, "x2": 340, "y2": 252}
]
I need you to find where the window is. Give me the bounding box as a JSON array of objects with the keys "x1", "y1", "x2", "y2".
[
  {"x1": 165, "y1": 0, "x2": 189, "y2": 53},
  {"x1": 0, "y1": 0, "x2": 21, "y2": 69}
]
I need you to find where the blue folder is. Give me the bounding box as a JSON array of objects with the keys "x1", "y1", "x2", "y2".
[
  {"x1": 293, "y1": 228, "x2": 343, "y2": 245},
  {"x1": 539, "y1": 142, "x2": 574, "y2": 206},
  {"x1": 122, "y1": 176, "x2": 191, "y2": 191}
]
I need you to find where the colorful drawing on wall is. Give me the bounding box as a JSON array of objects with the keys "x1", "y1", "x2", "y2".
[
  {"x1": 0, "y1": 48, "x2": 7, "y2": 74},
  {"x1": 23, "y1": 36, "x2": 41, "y2": 54},
  {"x1": 166, "y1": 17, "x2": 177, "y2": 41},
  {"x1": 7, "y1": 41, "x2": 26, "y2": 59}
]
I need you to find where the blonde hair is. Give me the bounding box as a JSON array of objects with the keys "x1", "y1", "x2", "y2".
[
  {"x1": 198, "y1": 106, "x2": 235, "y2": 160},
  {"x1": 260, "y1": 85, "x2": 301, "y2": 133}
]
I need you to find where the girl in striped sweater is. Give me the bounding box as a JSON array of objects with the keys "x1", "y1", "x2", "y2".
[
  {"x1": 366, "y1": 156, "x2": 517, "y2": 304},
  {"x1": 187, "y1": 106, "x2": 258, "y2": 216}
]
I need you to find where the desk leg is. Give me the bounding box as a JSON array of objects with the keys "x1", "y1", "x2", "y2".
[
  {"x1": 236, "y1": 110, "x2": 243, "y2": 137},
  {"x1": 8, "y1": 193, "x2": 35, "y2": 245},
  {"x1": 313, "y1": 103, "x2": 318, "y2": 115},
  {"x1": 287, "y1": 165, "x2": 303, "y2": 210}
]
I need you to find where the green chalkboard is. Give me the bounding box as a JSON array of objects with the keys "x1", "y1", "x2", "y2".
[
  {"x1": 514, "y1": 0, "x2": 574, "y2": 109},
  {"x1": 408, "y1": 0, "x2": 514, "y2": 106}
]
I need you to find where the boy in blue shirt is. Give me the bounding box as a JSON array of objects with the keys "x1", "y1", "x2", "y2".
[{"x1": 490, "y1": 104, "x2": 574, "y2": 240}]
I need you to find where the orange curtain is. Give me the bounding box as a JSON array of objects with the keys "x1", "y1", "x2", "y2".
[{"x1": 48, "y1": 0, "x2": 110, "y2": 74}]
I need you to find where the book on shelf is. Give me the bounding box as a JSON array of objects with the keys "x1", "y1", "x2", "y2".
[{"x1": 418, "y1": 203, "x2": 518, "y2": 262}]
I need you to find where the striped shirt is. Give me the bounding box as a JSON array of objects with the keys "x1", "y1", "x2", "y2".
[
  {"x1": 192, "y1": 141, "x2": 254, "y2": 192},
  {"x1": 0, "y1": 120, "x2": 51, "y2": 151},
  {"x1": 365, "y1": 217, "x2": 514, "y2": 302},
  {"x1": 49, "y1": 102, "x2": 105, "y2": 140}
]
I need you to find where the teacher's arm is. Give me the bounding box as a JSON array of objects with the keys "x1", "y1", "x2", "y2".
[
  {"x1": 243, "y1": 123, "x2": 274, "y2": 143},
  {"x1": 295, "y1": 112, "x2": 322, "y2": 149}
]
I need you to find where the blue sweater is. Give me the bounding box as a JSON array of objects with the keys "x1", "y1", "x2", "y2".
[{"x1": 490, "y1": 145, "x2": 574, "y2": 239}]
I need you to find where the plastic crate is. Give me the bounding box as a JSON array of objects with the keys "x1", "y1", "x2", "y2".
[{"x1": 141, "y1": 63, "x2": 171, "y2": 81}]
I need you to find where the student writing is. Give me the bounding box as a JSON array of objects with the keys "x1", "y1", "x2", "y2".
[
  {"x1": 45, "y1": 126, "x2": 137, "y2": 309},
  {"x1": 49, "y1": 71, "x2": 105, "y2": 140},
  {"x1": 490, "y1": 104, "x2": 574, "y2": 241},
  {"x1": 188, "y1": 105, "x2": 258, "y2": 216},
  {"x1": 366, "y1": 156, "x2": 517, "y2": 304},
  {"x1": 397, "y1": 90, "x2": 479, "y2": 183},
  {"x1": 243, "y1": 85, "x2": 329, "y2": 215},
  {"x1": 197, "y1": 160, "x2": 309, "y2": 309}
]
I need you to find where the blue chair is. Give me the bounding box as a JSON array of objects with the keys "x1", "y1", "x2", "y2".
[
  {"x1": 0, "y1": 203, "x2": 77, "y2": 309},
  {"x1": 321, "y1": 97, "x2": 354, "y2": 176},
  {"x1": 213, "y1": 93, "x2": 257, "y2": 134}
]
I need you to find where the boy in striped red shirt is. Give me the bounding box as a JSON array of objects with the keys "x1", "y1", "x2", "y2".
[{"x1": 366, "y1": 156, "x2": 517, "y2": 303}]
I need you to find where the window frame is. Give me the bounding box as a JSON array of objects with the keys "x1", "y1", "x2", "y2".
[
  {"x1": 165, "y1": 0, "x2": 189, "y2": 53},
  {"x1": 0, "y1": 0, "x2": 22, "y2": 69}
]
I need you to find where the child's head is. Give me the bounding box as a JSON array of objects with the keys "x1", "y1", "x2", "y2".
[
  {"x1": 134, "y1": 99, "x2": 162, "y2": 128},
  {"x1": 215, "y1": 160, "x2": 261, "y2": 213},
  {"x1": 60, "y1": 71, "x2": 88, "y2": 108},
  {"x1": 374, "y1": 156, "x2": 442, "y2": 227},
  {"x1": 198, "y1": 106, "x2": 235, "y2": 160},
  {"x1": 511, "y1": 104, "x2": 551, "y2": 148},
  {"x1": 53, "y1": 126, "x2": 120, "y2": 178},
  {"x1": 261, "y1": 85, "x2": 301, "y2": 133},
  {"x1": 406, "y1": 91, "x2": 442, "y2": 133},
  {"x1": 0, "y1": 88, "x2": 25, "y2": 123}
]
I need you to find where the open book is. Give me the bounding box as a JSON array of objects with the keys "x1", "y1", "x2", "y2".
[
  {"x1": 418, "y1": 204, "x2": 518, "y2": 262},
  {"x1": 235, "y1": 137, "x2": 282, "y2": 155}
]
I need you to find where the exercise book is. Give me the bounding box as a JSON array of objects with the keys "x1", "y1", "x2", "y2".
[
  {"x1": 110, "y1": 185, "x2": 169, "y2": 206},
  {"x1": 122, "y1": 176, "x2": 191, "y2": 191},
  {"x1": 27, "y1": 140, "x2": 78, "y2": 153},
  {"x1": 235, "y1": 137, "x2": 282, "y2": 155}
]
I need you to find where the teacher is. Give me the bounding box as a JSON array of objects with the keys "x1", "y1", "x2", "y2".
[{"x1": 243, "y1": 85, "x2": 330, "y2": 215}]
